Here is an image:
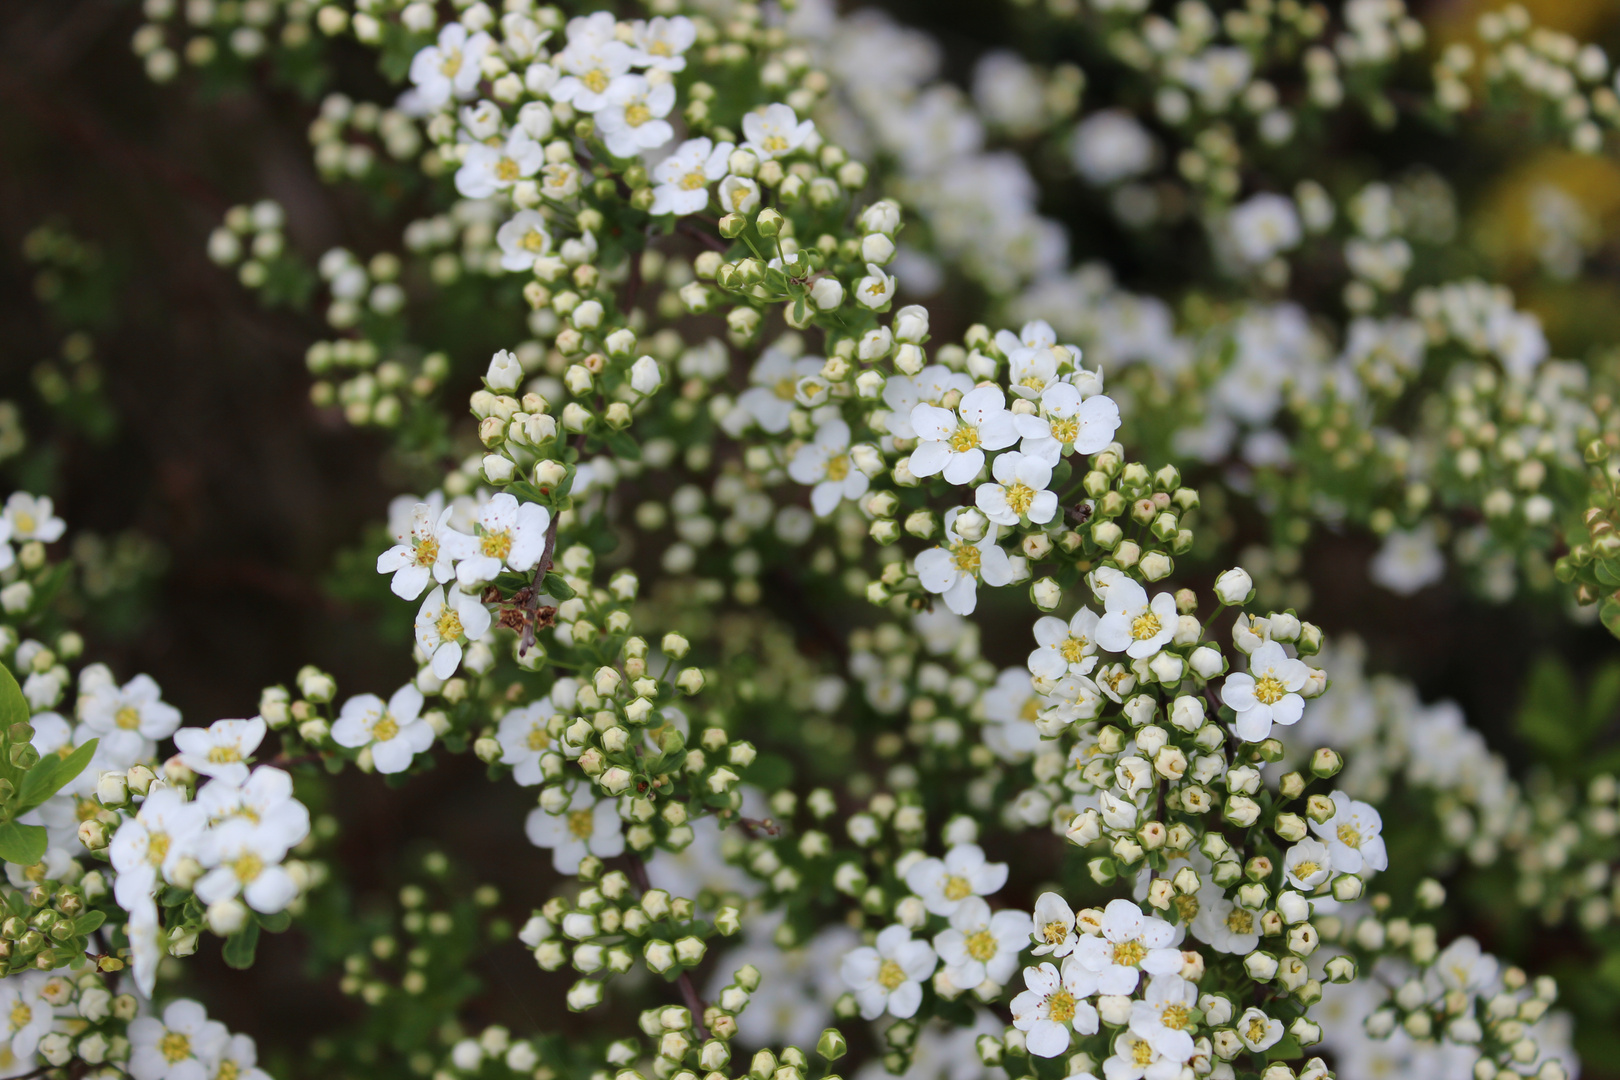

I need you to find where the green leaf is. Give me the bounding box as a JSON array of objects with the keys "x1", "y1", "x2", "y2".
[
  {"x1": 543, "y1": 573, "x2": 576, "y2": 601},
  {"x1": 0, "y1": 664, "x2": 27, "y2": 733},
  {"x1": 1265, "y1": 1034, "x2": 1302, "y2": 1060},
  {"x1": 74, "y1": 910, "x2": 106, "y2": 935},
  {"x1": 602, "y1": 429, "x2": 641, "y2": 462},
  {"x1": 1515, "y1": 654, "x2": 1582, "y2": 760},
  {"x1": 0, "y1": 821, "x2": 47, "y2": 866},
  {"x1": 15, "y1": 738, "x2": 99, "y2": 816},
  {"x1": 222, "y1": 920, "x2": 261, "y2": 969},
  {"x1": 258, "y1": 909, "x2": 292, "y2": 933}
]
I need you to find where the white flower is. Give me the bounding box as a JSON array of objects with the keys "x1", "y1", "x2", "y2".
[
  {"x1": 1029, "y1": 609, "x2": 1099, "y2": 680},
  {"x1": 453, "y1": 492, "x2": 552, "y2": 586},
  {"x1": 0, "y1": 974, "x2": 53, "y2": 1064},
  {"x1": 1309, "y1": 791, "x2": 1388, "y2": 874},
  {"x1": 549, "y1": 39, "x2": 637, "y2": 112},
  {"x1": 596, "y1": 74, "x2": 675, "y2": 158},
  {"x1": 1128, "y1": 975, "x2": 1198, "y2": 1063},
  {"x1": 1094, "y1": 579, "x2": 1177, "y2": 659},
  {"x1": 1104, "y1": 1029, "x2": 1176, "y2": 1080},
  {"x1": 630, "y1": 356, "x2": 663, "y2": 395},
  {"x1": 128, "y1": 999, "x2": 228, "y2": 1080},
  {"x1": 1282, "y1": 838, "x2": 1333, "y2": 890},
  {"x1": 408, "y1": 24, "x2": 493, "y2": 110},
  {"x1": 195, "y1": 817, "x2": 300, "y2": 913},
  {"x1": 727, "y1": 349, "x2": 824, "y2": 435},
  {"x1": 211, "y1": 1033, "x2": 272, "y2": 1080},
  {"x1": 855, "y1": 262, "x2": 895, "y2": 308},
  {"x1": 1072, "y1": 110, "x2": 1156, "y2": 185},
  {"x1": 1009, "y1": 959, "x2": 1100, "y2": 1058},
  {"x1": 975, "y1": 450, "x2": 1056, "y2": 526},
  {"x1": 1014, "y1": 383, "x2": 1121, "y2": 463},
  {"x1": 1369, "y1": 524, "x2": 1444, "y2": 595},
  {"x1": 3, "y1": 494, "x2": 64, "y2": 543},
  {"x1": 649, "y1": 138, "x2": 731, "y2": 216},
  {"x1": 1429, "y1": 936, "x2": 1498, "y2": 995},
  {"x1": 840, "y1": 924, "x2": 936, "y2": 1020},
  {"x1": 881, "y1": 365, "x2": 973, "y2": 439},
  {"x1": 1072, "y1": 899, "x2": 1181, "y2": 995},
  {"x1": 1229, "y1": 193, "x2": 1302, "y2": 265},
  {"x1": 127, "y1": 901, "x2": 162, "y2": 998},
  {"x1": 741, "y1": 103, "x2": 815, "y2": 159},
  {"x1": 377, "y1": 500, "x2": 460, "y2": 601},
  {"x1": 333, "y1": 684, "x2": 433, "y2": 774},
  {"x1": 630, "y1": 16, "x2": 695, "y2": 71},
  {"x1": 525, "y1": 786, "x2": 623, "y2": 873},
  {"x1": 172, "y1": 717, "x2": 267, "y2": 785},
  {"x1": 414, "y1": 586, "x2": 492, "y2": 679},
  {"x1": 79, "y1": 673, "x2": 182, "y2": 761},
  {"x1": 789, "y1": 419, "x2": 870, "y2": 517},
  {"x1": 455, "y1": 128, "x2": 545, "y2": 199},
  {"x1": 716, "y1": 174, "x2": 760, "y2": 216},
  {"x1": 1212, "y1": 567, "x2": 1253, "y2": 605},
  {"x1": 909, "y1": 386, "x2": 1018, "y2": 485},
  {"x1": 497, "y1": 696, "x2": 565, "y2": 784},
  {"x1": 1221, "y1": 641, "x2": 1309, "y2": 741},
  {"x1": 934, "y1": 897, "x2": 1031, "y2": 988},
  {"x1": 110, "y1": 786, "x2": 205, "y2": 910},
  {"x1": 496, "y1": 211, "x2": 553, "y2": 272},
  {"x1": 1189, "y1": 887, "x2": 1259, "y2": 954},
  {"x1": 915, "y1": 510, "x2": 1014, "y2": 617},
  {"x1": 1235, "y1": 1006, "x2": 1284, "y2": 1052},
  {"x1": 196, "y1": 767, "x2": 309, "y2": 850},
  {"x1": 905, "y1": 843, "x2": 1009, "y2": 916}
]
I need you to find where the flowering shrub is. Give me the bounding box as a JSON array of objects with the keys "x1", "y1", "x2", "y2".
[{"x1": 3, "y1": 1, "x2": 1620, "y2": 1079}]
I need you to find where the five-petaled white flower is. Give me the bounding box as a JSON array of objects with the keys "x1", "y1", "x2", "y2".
[
  {"x1": 788, "y1": 419, "x2": 870, "y2": 517},
  {"x1": 996, "y1": 320, "x2": 1068, "y2": 399},
  {"x1": 915, "y1": 510, "x2": 1014, "y2": 617},
  {"x1": 727, "y1": 349, "x2": 826, "y2": 435},
  {"x1": 1029, "y1": 609, "x2": 1100, "y2": 680},
  {"x1": 1282, "y1": 837, "x2": 1333, "y2": 890},
  {"x1": 496, "y1": 211, "x2": 553, "y2": 272},
  {"x1": 195, "y1": 818, "x2": 300, "y2": 913},
  {"x1": 0, "y1": 974, "x2": 54, "y2": 1065},
  {"x1": 1128, "y1": 975, "x2": 1198, "y2": 1063},
  {"x1": 1073, "y1": 899, "x2": 1181, "y2": 995},
  {"x1": 456, "y1": 128, "x2": 546, "y2": 200},
  {"x1": 525, "y1": 785, "x2": 624, "y2": 873},
  {"x1": 80, "y1": 674, "x2": 182, "y2": 761},
  {"x1": 1094, "y1": 579, "x2": 1177, "y2": 659},
  {"x1": 975, "y1": 449, "x2": 1057, "y2": 526},
  {"x1": 1221, "y1": 640, "x2": 1310, "y2": 742},
  {"x1": 909, "y1": 386, "x2": 1018, "y2": 485},
  {"x1": 1105, "y1": 1028, "x2": 1178, "y2": 1080},
  {"x1": 1010, "y1": 958, "x2": 1100, "y2": 1058},
  {"x1": 840, "y1": 924, "x2": 937, "y2": 1020},
  {"x1": 1188, "y1": 886, "x2": 1259, "y2": 954},
  {"x1": 934, "y1": 897, "x2": 1031, "y2": 989},
  {"x1": 497, "y1": 694, "x2": 567, "y2": 785},
  {"x1": 855, "y1": 262, "x2": 895, "y2": 309},
  {"x1": 414, "y1": 586, "x2": 492, "y2": 679},
  {"x1": 128, "y1": 998, "x2": 229, "y2": 1080},
  {"x1": 905, "y1": 842, "x2": 1009, "y2": 916},
  {"x1": 1309, "y1": 791, "x2": 1388, "y2": 874},
  {"x1": 548, "y1": 39, "x2": 637, "y2": 112},
  {"x1": 650, "y1": 138, "x2": 732, "y2": 216},
  {"x1": 110, "y1": 786, "x2": 205, "y2": 909},
  {"x1": 741, "y1": 102, "x2": 815, "y2": 159},
  {"x1": 332, "y1": 684, "x2": 434, "y2": 775},
  {"x1": 630, "y1": 16, "x2": 695, "y2": 71},
  {"x1": 454, "y1": 492, "x2": 552, "y2": 587},
  {"x1": 1235, "y1": 1006, "x2": 1284, "y2": 1052},
  {"x1": 1015, "y1": 383, "x2": 1121, "y2": 464},
  {"x1": 1031, "y1": 891, "x2": 1079, "y2": 957},
  {"x1": 211, "y1": 1033, "x2": 273, "y2": 1080},
  {"x1": 196, "y1": 767, "x2": 309, "y2": 851},
  {"x1": 173, "y1": 717, "x2": 267, "y2": 786},
  {"x1": 4, "y1": 493, "x2": 65, "y2": 543},
  {"x1": 596, "y1": 75, "x2": 675, "y2": 158},
  {"x1": 408, "y1": 24, "x2": 493, "y2": 110},
  {"x1": 377, "y1": 501, "x2": 460, "y2": 600}
]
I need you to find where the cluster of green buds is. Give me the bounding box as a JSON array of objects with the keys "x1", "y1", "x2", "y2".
[{"x1": 1555, "y1": 439, "x2": 1620, "y2": 635}]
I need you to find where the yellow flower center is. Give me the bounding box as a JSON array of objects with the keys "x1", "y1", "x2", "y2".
[
  {"x1": 373, "y1": 714, "x2": 400, "y2": 742},
  {"x1": 520, "y1": 229, "x2": 548, "y2": 253},
  {"x1": 413, "y1": 536, "x2": 440, "y2": 567},
  {"x1": 116, "y1": 706, "x2": 142, "y2": 730},
  {"x1": 9, "y1": 1003, "x2": 30, "y2": 1030},
  {"x1": 1226, "y1": 909, "x2": 1254, "y2": 935},
  {"x1": 1049, "y1": 417, "x2": 1079, "y2": 445},
  {"x1": 1293, "y1": 860, "x2": 1320, "y2": 880},
  {"x1": 161, "y1": 1031, "x2": 192, "y2": 1063},
  {"x1": 1112, "y1": 940, "x2": 1146, "y2": 967},
  {"x1": 942, "y1": 875, "x2": 972, "y2": 901},
  {"x1": 148, "y1": 832, "x2": 170, "y2": 867},
  {"x1": 232, "y1": 852, "x2": 264, "y2": 883},
  {"x1": 438, "y1": 50, "x2": 462, "y2": 78},
  {"x1": 825, "y1": 454, "x2": 850, "y2": 482},
  {"x1": 526, "y1": 726, "x2": 550, "y2": 751},
  {"x1": 218, "y1": 1060, "x2": 241, "y2": 1080},
  {"x1": 568, "y1": 810, "x2": 595, "y2": 839},
  {"x1": 436, "y1": 609, "x2": 464, "y2": 642},
  {"x1": 481, "y1": 530, "x2": 513, "y2": 560},
  {"x1": 947, "y1": 424, "x2": 980, "y2": 453},
  {"x1": 773, "y1": 376, "x2": 798, "y2": 401},
  {"x1": 1042, "y1": 920, "x2": 1069, "y2": 945},
  {"x1": 1253, "y1": 675, "x2": 1286, "y2": 705},
  {"x1": 764, "y1": 134, "x2": 789, "y2": 153},
  {"x1": 966, "y1": 929, "x2": 997, "y2": 961},
  {"x1": 1005, "y1": 482, "x2": 1035, "y2": 515},
  {"x1": 624, "y1": 102, "x2": 652, "y2": 127},
  {"x1": 1337, "y1": 823, "x2": 1362, "y2": 849},
  {"x1": 648, "y1": 41, "x2": 671, "y2": 56},
  {"x1": 1021, "y1": 696, "x2": 1040, "y2": 721},
  {"x1": 1060, "y1": 637, "x2": 1088, "y2": 663},
  {"x1": 1162, "y1": 1004, "x2": 1191, "y2": 1030},
  {"x1": 495, "y1": 157, "x2": 521, "y2": 182},
  {"x1": 207, "y1": 745, "x2": 242, "y2": 765},
  {"x1": 1247, "y1": 1018, "x2": 1270, "y2": 1043},
  {"x1": 1047, "y1": 988, "x2": 1076, "y2": 1024},
  {"x1": 582, "y1": 68, "x2": 609, "y2": 93},
  {"x1": 728, "y1": 186, "x2": 752, "y2": 210},
  {"x1": 951, "y1": 542, "x2": 981, "y2": 575},
  {"x1": 1173, "y1": 894, "x2": 1199, "y2": 922},
  {"x1": 877, "y1": 959, "x2": 907, "y2": 990},
  {"x1": 1130, "y1": 612, "x2": 1162, "y2": 641},
  {"x1": 680, "y1": 170, "x2": 708, "y2": 191},
  {"x1": 1133, "y1": 1038, "x2": 1154, "y2": 1066},
  {"x1": 1019, "y1": 375, "x2": 1045, "y2": 391}
]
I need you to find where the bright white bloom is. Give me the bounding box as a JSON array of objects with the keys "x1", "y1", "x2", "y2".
[
  {"x1": 1094, "y1": 579, "x2": 1177, "y2": 659},
  {"x1": 211, "y1": 1034, "x2": 272, "y2": 1080},
  {"x1": 975, "y1": 449, "x2": 1056, "y2": 526},
  {"x1": 1310, "y1": 791, "x2": 1388, "y2": 874},
  {"x1": 840, "y1": 925, "x2": 937, "y2": 1020},
  {"x1": 408, "y1": 24, "x2": 492, "y2": 110},
  {"x1": 1028, "y1": 609, "x2": 1099, "y2": 680},
  {"x1": 855, "y1": 262, "x2": 895, "y2": 308},
  {"x1": 453, "y1": 492, "x2": 552, "y2": 586},
  {"x1": 1229, "y1": 193, "x2": 1302, "y2": 265},
  {"x1": 596, "y1": 75, "x2": 675, "y2": 158},
  {"x1": 414, "y1": 586, "x2": 492, "y2": 679},
  {"x1": 915, "y1": 510, "x2": 1014, "y2": 617},
  {"x1": 934, "y1": 897, "x2": 1031, "y2": 989},
  {"x1": 997, "y1": 320, "x2": 1066, "y2": 399},
  {"x1": 1105, "y1": 1029, "x2": 1177, "y2": 1080},
  {"x1": 905, "y1": 843, "x2": 1009, "y2": 916},
  {"x1": 1010, "y1": 959, "x2": 1100, "y2": 1058},
  {"x1": 741, "y1": 103, "x2": 815, "y2": 159},
  {"x1": 497, "y1": 697, "x2": 564, "y2": 785},
  {"x1": 1128, "y1": 975, "x2": 1198, "y2": 1063},
  {"x1": 716, "y1": 174, "x2": 760, "y2": 215},
  {"x1": 1235, "y1": 1006, "x2": 1285, "y2": 1052},
  {"x1": 1073, "y1": 899, "x2": 1181, "y2": 994},
  {"x1": 1222, "y1": 641, "x2": 1310, "y2": 742},
  {"x1": 332, "y1": 684, "x2": 433, "y2": 775},
  {"x1": 1031, "y1": 892, "x2": 1079, "y2": 957},
  {"x1": 196, "y1": 767, "x2": 309, "y2": 849},
  {"x1": 1369, "y1": 523, "x2": 1445, "y2": 595},
  {"x1": 1429, "y1": 936, "x2": 1499, "y2": 995},
  {"x1": 549, "y1": 39, "x2": 637, "y2": 112},
  {"x1": 909, "y1": 386, "x2": 1018, "y2": 485},
  {"x1": 195, "y1": 818, "x2": 300, "y2": 913},
  {"x1": 3, "y1": 493, "x2": 64, "y2": 542},
  {"x1": 496, "y1": 211, "x2": 553, "y2": 272},
  {"x1": 650, "y1": 138, "x2": 731, "y2": 216},
  {"x1": 0, "y1": 975, "x2": 52, "y2": 1065},
  {"x1": 128, "y1": 998, "x2": 228, "y2": 1080},
  {"x1": 525, "y1": 785, "x2": 624, "y2": 873},
  {"x1": 80, "y1": 673, "x2": 181, "y2": 760},
  {"x1": 881, "y1": 365, "x2": 974, "y2": 439},
  {"x1": 377, "y1": 501, "x2": 459, "y2": 600},
  {"x1": 1189, "y1": 887, "x2": 1259, "y2": 954},
  {"x1": 172, "y1": 717, "x2": 267, "y2": 785},
  {"x1": 1283, "y1": 837, "x2": 1333, "y2": 890},
  {"x1": 456, "y1": 128, "x2": 545, "y2": 199},
  {"x1": 789, "y1": 419, "x2": 869, "y2": 517},
  {"x1": 629, "y1": 15, "x2": 694, "y2": 71},
  {"x1": 728, "y1": 349, "x2": 824, "y2": 435},
  {"x1": 1072, "y1": 110, "x2": 1157, "y2": 185},
  {"x1": 110, "y1": 786, "x2": 205, "y2": 909},
  {"x1": 1014, "y1": 383, "x2": 1121, "y2": 463}
]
